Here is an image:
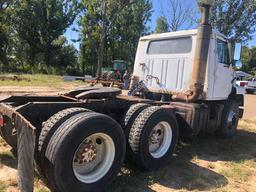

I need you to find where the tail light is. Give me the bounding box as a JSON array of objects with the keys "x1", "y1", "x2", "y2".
[
  {"x1": 0, "y1": 115, "x2": 4, "y2": 127},
  {"x1": 240, "y1": 82, "x2": 248, "y2": 87}
]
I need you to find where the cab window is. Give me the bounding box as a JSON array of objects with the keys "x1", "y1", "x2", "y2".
[
  {"x1": 217, "y1": 39, "x2": 230, "y2": 64},
  {"x1": 147, "y1": 37, "x2": 192, "y2": 55}
]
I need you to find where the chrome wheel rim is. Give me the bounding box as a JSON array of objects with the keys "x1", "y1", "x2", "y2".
[
  {"x1": 148, "y1": 121, "x2": 172, "y2": 159},
  {"x1": 73, "y1": 133, "x2": 115, "y2": 184}
]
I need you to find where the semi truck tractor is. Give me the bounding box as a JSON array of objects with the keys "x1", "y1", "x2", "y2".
[{"x1": 0, "y1": 1, "x2": 244, "y2": 192}]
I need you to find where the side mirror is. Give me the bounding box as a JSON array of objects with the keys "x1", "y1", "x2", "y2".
[
  {"x1": 228, "y1": 42, "x2": 242, "y2": 67},
  {"x1": 234, "y1": 43, "x2": 242, "y2": 61},
  {"x1": 234, "y1": 43, "x2": 242, "y2": 69},
  {"x1": 235, "y1": 60, "x2": 243, "y2": 69}
]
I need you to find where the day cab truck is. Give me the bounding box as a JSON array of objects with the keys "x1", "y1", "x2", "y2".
[{"x1": 0, "y1": 1, "x2": 244, "y2": 192}]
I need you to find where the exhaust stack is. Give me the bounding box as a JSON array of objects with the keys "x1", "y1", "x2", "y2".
[{"x1": 172, "y1": 2, "x2": 213, "y2": 102}]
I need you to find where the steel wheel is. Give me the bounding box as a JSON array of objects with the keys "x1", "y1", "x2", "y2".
[
  {"x1": 73, "y1": 133, "x2": 115, "y2": 184},
  {"x1": 128, "y1": 106, "x2": 179, "y2": 170},
  {"x1": 148, "y1": 121, "x2": 173, "y2": 159},
  {"x1": 227, "y1": 110, "x2": 238, "y2": 130},
  {"x1": 43, "y1": 112, "x2": 126, "y2": 192},
  {"x1": 217, "y1": 100, "x2": 240, "y2": 138}
]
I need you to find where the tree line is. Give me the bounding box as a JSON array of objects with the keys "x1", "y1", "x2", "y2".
[
  {"x1": 0, "y1": 0, "x2": 152, "y2": 76},
  {"x1": 0, "y1": 0, "x2": 80, "y2": 74},
  {"x1": 0, "y1": 0, "x2": 256, "y2": 76}
]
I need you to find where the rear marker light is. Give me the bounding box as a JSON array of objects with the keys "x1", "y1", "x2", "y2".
[{"x1": 240, "y1": 82, "x2": 248, "y2": 87}]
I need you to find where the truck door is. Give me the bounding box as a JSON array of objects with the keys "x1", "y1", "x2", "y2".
[{"x1": 212, "y1": 38, "x2": 234, "y2": 99}]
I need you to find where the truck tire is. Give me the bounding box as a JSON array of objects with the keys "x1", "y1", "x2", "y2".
[
  {"x1": 36, "y1": 108, "x2": 91, "y2": 181},
  {"x1": 122, "y1": 103, "x2": 150, "y2": 137},
  {"x1": 246, "y1": 89, "x2": 255, "y2": 94},
  {"x1": 121, "y1": 103, "x2": 150, "y2": 161},
  {"x1": 43, "y1": 112, "x2": 126, "y2": 192},
  {"x1": 128, "y1": 106, "x2": 179, "y2": 171},
  {"x1": 0, "y1": 118, "x2": 17, "y2": 153},
  {"x1": 217, "y1": 100, "x2": 239, "y2": 138}
]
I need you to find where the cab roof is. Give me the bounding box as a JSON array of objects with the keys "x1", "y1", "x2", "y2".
[{"x1": 140, "y1": 29, "x2": 227, "y2": 41}]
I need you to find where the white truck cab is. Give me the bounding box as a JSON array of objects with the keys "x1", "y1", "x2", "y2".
[{"x1": 133, "y1": 29, "x2": 242, "y2": 101}]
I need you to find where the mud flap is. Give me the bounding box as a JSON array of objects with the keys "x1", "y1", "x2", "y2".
[{"x1": 16, "y1": 115, "x2": 36, "y2": 192}]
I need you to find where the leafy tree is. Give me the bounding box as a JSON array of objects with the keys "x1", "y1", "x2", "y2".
[
  {"x1": 0, "y1": 24, "x2": 8, "y2": 67},
  {"x1": 12, "y1": 0, "x2": 79, "y2": 66},
  {"x1": 79, "y1": 0, "x2": 151, "y2": 77},
  {"x1": 0, "y1": 0, "x2": 13, "y2": 68},
  {"x1": 155, "y1": 15, "x2": 169, "y2": 33},
  {"x1": 210, "y1": 0, "x2": 256, "y2": 42},
  {"x1": 241, "y1": 46, "x2": 256, "y2": 74},
  {"x1": 108, "y1": 0, "x2": 152, "y2": 68},
  {"x1": 7, "y1": 33, "x2": 31, "y2": 72},
  {"x1": 79, "y1": 0, "x2": 103, "y2": 75},
  {"x1": 79, "y1": 34, "x2": 98, "y2": 75}
]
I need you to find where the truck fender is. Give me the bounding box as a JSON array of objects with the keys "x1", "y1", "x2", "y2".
[
  {"x1": 233, "y1": 85, "x2": 246, "y2": 96},
  {"x1": 229, "y1": 87, "x2": 244, "y2": 118}
]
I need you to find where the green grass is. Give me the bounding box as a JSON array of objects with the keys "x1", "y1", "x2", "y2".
[
  {"x1": 221, "y1": 160, "x2": 251, "y2": 180},
  {"x1": 0, "y1": 138, "x2": 4, "y2": 145},
  {"x1": 37, "y1": 187, "x2": 50, "y2": 192},
  {"x1": 0, "y1": 150, "x2": 15, "y2": 159},
  {"x1": 33, "y1": 177, "x2": 50, "y2": 192},
  {"x1": 0, "y1": 74, "x2": 84, "y2": 88}
]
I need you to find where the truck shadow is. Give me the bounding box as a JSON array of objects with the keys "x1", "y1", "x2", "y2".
[
  {"x1": 108, "y1": 128, "x2": 256, "y2": 192},
  {"x1": 0, "y1": 151, "x2": 17, "y2": 169}
]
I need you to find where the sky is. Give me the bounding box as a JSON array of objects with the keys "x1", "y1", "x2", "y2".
[{"x1": 65, "y1": 0, "x2": 256, "y2": 49}]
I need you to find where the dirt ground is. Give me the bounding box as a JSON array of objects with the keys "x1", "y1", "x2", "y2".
[
  {"x1": 0, "y1": 87, "x2": 256, "y2": 192},
  {"x1": 243, "y1": 94, "x2": 256, "y2": 120}
]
